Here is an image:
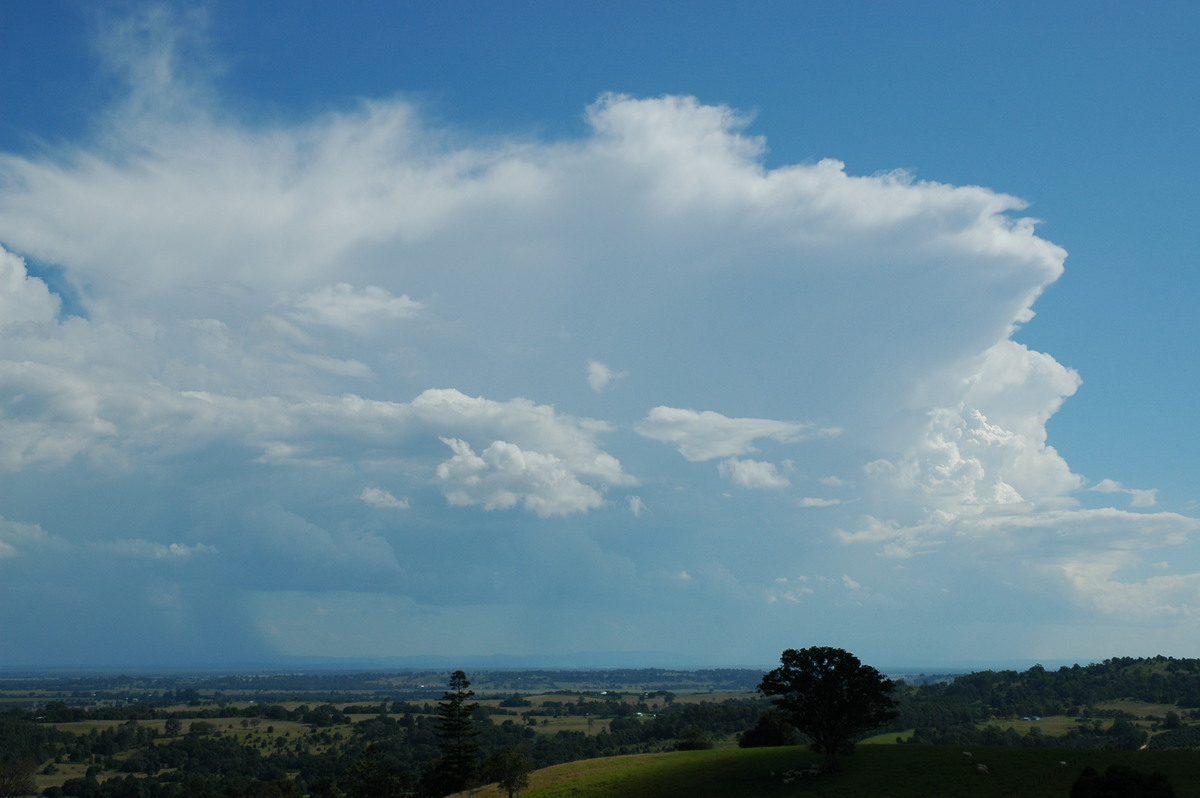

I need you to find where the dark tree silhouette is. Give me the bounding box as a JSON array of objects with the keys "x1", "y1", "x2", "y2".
[
  {"x1": 0, "y1": 759, "x2": 36, "y2": 798},
  {"x1": 427, "y1": 670, "x2": 480, "y2": 795},
  {"x1": 759, "y1": 646, "x2": 898, "y2": 772}
]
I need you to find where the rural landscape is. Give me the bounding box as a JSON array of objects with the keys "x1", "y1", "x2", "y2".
[{"x1": 2, "y1": 649, "x2": 1198, "y2": 797}]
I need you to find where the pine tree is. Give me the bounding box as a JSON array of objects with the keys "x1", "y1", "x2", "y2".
[{"x1": 427, "y1": 670, "x2": 480, "y2": 794}]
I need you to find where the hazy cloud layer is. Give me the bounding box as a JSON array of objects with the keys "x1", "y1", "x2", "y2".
[{"x1": 0, "y1": 7, "x2": 1195, "y2": 667}]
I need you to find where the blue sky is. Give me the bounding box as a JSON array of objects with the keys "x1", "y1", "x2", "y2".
[{"x1": 0, "y1": 1, "x2": 1197, "y2": 670}]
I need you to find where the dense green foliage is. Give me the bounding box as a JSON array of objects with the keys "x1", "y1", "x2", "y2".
[
  {"x1": 759, "y1": 647, "x2": 898, "y2": 771},
  {"x1": 737, "y1": 709, "x2": 798, "y2": 748}
]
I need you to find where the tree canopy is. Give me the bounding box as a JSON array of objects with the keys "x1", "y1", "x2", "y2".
[{"x1": 759, "y1": 646, "x2": 899, "y2": 771}]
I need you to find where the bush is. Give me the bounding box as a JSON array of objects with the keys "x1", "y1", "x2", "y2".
[
  {"x1": 739, "y1": 710, "x2": 798, "y2": 748},
  {"x1": 675, "y1": 729, "x2": 713, "y2": 750}
]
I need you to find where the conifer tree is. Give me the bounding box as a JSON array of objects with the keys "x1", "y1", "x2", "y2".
[{"x1": 428, "y1": 670, "x2": 480, "y2": 794}]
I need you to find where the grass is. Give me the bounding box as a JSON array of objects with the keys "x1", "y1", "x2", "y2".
[{"x1": 454, "y1": 745, "x2": 1200, "y2": 798}]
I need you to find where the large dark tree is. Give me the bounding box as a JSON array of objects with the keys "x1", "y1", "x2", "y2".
[
  {"x1": 427, "y1": 670, "x2": 481, "y2": 795},
  {"x1": 342, "y1": 743, "x2": 411, "y2": 798},
  {"x1": 759, "y1": 646, "x2": 898, "y2": 772},
  {"x1": 0, "y1": 759, "x2": 36, "y2": 798},
  {"x1": 485, "y1": 750, "x2": 532, "y2": 798}
]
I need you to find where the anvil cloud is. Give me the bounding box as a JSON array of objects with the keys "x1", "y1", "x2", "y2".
[{"x1": 0, "y1": 4, "x2": 1197, "y2": 669}]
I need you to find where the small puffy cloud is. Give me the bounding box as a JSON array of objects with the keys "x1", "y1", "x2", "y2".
[
  {"x1": 628, "y1": 496, "x2": 646, "y2": 517},
  {"x1": 359, "y1": 487, "x2": 410, "y2": 509},
  {"x1": 718, "y1": 457, "x2": 790, "y2": 489},
  {"x1": 411, "y1": 389, "x2": 634, "y2": 489},
  {"x1": 1093, "y1": 478, "x2": 1158, "y2": 508},
  {"x1": 285, "y1": 283, "x2": 423, "y2": 332},
  {"x1": 436, "y1": 437, "x2": 605, "y2": 517},
  {"x1": 800, "y1": 497, "x2": 842, "y2": 507},
  {"x1": 836, "y1": 573, "x2": 891, "y2": 607},
  {"x1": 586, "y1": 360, "x2": 626, "y2": 392},
  {"x1": 0, "y1": 246, "x2": 60, "y2": 327},
  {"x1": 636, "y1": 406, "x2": 833, "y2": 462},
  {"x1": 765, "y1": 576, "x2": 815, "y2": 604}
]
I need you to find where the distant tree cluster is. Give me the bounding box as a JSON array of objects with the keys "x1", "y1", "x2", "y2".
[{"x1": 889, "y1": 655, "x2": 1200, "y2": 751}]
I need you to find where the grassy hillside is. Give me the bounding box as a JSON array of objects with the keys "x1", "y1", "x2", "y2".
[{"x1": 458, "y1": 745, "x2": 1200, "y2": 798}]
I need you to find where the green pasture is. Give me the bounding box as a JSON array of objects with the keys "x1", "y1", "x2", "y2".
[
  {"x1": 671, "y1": 691, "x2": 754, "y2": 704},
  {"x1": 991, "y1": 715, "x2": 1087, "y2": 735},
  {"x1": 458, "y1": 745, "x2": 1200, "y2": 798},
  {"x1": 1092, "y1": 700, "x2": 1178, "y2": 717},
  {"x1": 35, "y1": 762, "x2": 93, "y2": 792},
  {"x1": 532, "y1": 715, "x2": 611, "y2": 735}
]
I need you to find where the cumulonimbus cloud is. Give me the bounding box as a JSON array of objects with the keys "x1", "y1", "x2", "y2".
[{"x1": 0, "y1": 5, "x2": 1194, "y2": 663}]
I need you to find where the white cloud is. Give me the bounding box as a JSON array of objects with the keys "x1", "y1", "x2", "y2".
[
  {"x1": 636, "y1": 406, "x2": 834, "y2": 462},
  {"x1": 628, "y1": 496, "x2": 646, "y2": 517},
  {"x1": 764, "y1": 575, "x2": 815, "y2": 604},
  {"x1": 436, "y1": 437, "x2": 605, "y2": 517},
  {"x1": 586, "y1": 360, "x2": 626, "y2": 392},
  {"x1": 718, "y1": 457, "x2": 790, "y2": 489},
  {"x1": 1093, "y1": 478, "x2": 1158, "y2": 508},
  {"x1": 871, "y1": 340, "x2": 1083, "y2": 518},
  {"x1": 841, "y1": 505, "x2": 1200, "y2": 617},
  {"x1": 359, "y1": 487, "x2": 410, "y2": 509},
  {"x1": 285, "y1": 283, "x2": 424, "y2": 332},
  {"x1": 410, "y1": 389, "x2": 634, "y2": 489}
]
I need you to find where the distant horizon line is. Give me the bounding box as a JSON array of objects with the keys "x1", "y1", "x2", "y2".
[{"x1": 0, "y1": 651, "x2": 1113, "y2": 676}]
